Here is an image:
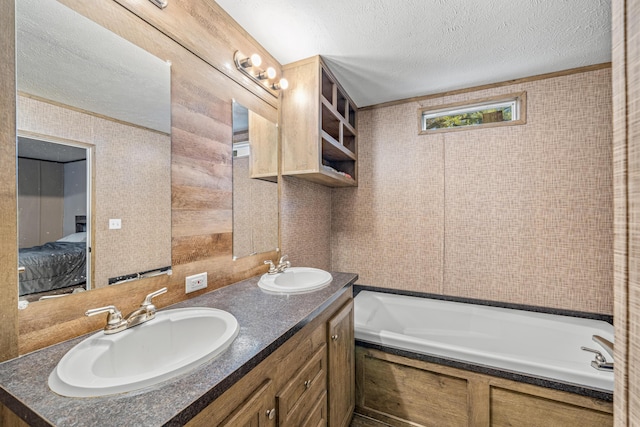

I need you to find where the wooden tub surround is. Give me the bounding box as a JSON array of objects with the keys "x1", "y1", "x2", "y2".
[
  {"x1": 0, "y1": 273, "x2": 356, "y2": 426},
  {"x1": 355, "y1": 346, "x2": 613, "y2": 427},
  {"x1": 352, "y1": 287, "x2": 613, "y2": 426}
]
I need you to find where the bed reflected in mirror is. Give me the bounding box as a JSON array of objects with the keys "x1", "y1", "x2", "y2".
[{"x1": 17, "y1": 136, "x2": 91, "y2": 302}]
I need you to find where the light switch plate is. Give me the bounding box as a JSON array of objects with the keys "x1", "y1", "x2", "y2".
[
  {"x1": 109, "y1": 219, "x2": 121, "y2": 229},
  {"x1": 185, "y1": 272, "x2": 207, "y2": 293}
]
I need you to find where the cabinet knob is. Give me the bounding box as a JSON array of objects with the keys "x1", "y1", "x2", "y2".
[
  {"x1": 331, "y1": 334, "x2": 339, "y2": 341},
  {"x1": 266, "y1": 408, "x2": 276, "y2": 420},
  {"x1": 304, "y1": 379, "x2": 311, "y2": 389}
]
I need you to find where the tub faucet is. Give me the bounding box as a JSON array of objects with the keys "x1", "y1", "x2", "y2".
[
  {"x1": 581, "y1": 335, "x2": 614, "y2": 372},
  {"x1": 264, "y1": 255, "x2": 291, "y2": 274}
]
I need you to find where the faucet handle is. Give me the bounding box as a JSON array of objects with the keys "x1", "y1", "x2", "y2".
[
  {"x1": 278, "y1": 254, "x2": 289, "y2": 265},
  {"x1": 264, "y1": 260, "x2": 277, "y2": 274},
  {"x1": 86, "y1": 305, "x2": 126, "y2": 333},
  {"x1": 142, "y1": 287, "x2": 167, "y2": 307},
  {"x1": 86, "y1": 305, "x2": 122, "y2": 324}
]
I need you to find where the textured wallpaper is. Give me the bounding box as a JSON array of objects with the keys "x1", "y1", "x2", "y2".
[
  {"x1": 232, "y1": 156, "x2": 278, "y2": 258},
  {"x1": 332, "y1": 68, "x2": 613, "y2": 314},
  {"x1": 281, "y1": 176, "x2": 332, "y2": 270}
]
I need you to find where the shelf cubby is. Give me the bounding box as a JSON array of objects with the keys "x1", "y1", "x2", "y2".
[{"x1": 282, "y1": 56, "x2": 358, "y2": 187}]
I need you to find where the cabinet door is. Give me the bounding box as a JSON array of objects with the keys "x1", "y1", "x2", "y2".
[
  {"x1": 277, "y1": 345, "x2": 327, "y2": 427},
  {"x1": 327, "y1": 300, "x2": 354, "y2": 427},
  {"x1": 220, "y1": 379, "x2": 276, "y2": 427}
]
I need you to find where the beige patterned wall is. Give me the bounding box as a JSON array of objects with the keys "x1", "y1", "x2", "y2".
[
  {"x1": 281, "y1": 176, "x2": 332, "y2": 270},
  {"x1": 332, "y1": 68, "x2": 613, "y2": 315},
  {"x1": 17, "y1": 95, "x2": 172, "y2": 288},
  {"x1": 331, "y1": 104, "x2": 445, "y2": 294},
  {"x1": 232, "y1": 156, "x2": 278, "y2": 258}
]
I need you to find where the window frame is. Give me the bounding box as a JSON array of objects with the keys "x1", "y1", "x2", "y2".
[{"x1": 418, "y1": 91, "x2": 527, "y2": 134}]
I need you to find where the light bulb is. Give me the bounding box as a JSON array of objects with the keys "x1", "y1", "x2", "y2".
[
  {"x1": 249, "y1": 53, "x2": 262, "y2": 67},
  {"x1": 257, "y1": 67, "x2": 277, "y2": 80},
  {"x1": 238, "y1": 52, "x2": 262, "y2": 68},
  {"x1": 271, "y1": 78, "x2": 289, "y2": 91}
]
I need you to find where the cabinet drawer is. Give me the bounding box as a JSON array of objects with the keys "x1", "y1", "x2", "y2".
[{"x1": 277, "y1": 344, "x2": 327, "y2": 426}]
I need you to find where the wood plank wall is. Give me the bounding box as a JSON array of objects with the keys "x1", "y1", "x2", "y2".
[
  {"x1": 0, "y1": 0, "x2": 283, "y2": 357},
  {"x1": 0, "y1": 0, "x2": 19, "y2": 361},
  {"x1": 613, "y1": 0, "x2": 640, "y2": 425}
]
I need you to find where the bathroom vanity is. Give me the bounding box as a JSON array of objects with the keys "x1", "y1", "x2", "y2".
[{"x1": 0, "y1": 272, "x2": 357, "y2": 426}]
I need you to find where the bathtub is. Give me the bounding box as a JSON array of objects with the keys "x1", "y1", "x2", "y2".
[{"x1": 354, "y1": 290, "x2": 614, "y2": 393}]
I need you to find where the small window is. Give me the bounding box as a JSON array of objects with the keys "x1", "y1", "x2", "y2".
[{"x1": 419, "y1": 92, "x2": 526, "y2": 134}]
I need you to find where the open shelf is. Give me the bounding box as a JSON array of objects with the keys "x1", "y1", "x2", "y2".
[{"x1": 282, "y1": 56, "x2": 358, "y2": 187}]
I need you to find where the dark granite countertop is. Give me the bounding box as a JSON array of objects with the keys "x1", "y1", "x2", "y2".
[{"x1": 0, "y1": 272, "x2": 357, "y2": 427}]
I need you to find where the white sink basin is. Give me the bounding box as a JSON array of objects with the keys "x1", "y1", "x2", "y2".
[
  {"x1": 48, "y1": 307, "x2": 239, "y2": 397},
  {"x1": 258, "y1": 267, "x2": 333, "y2": 294}
]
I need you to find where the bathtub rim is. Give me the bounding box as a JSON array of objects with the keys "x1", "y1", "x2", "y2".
[
  {"x1": 353, "y1": 285, "x2": 613, "y2": 325},
  {"x1": 353, "y1": 285, "x2": 614, "y2": 402}
]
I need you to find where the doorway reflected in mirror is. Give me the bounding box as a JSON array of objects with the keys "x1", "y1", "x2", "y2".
[{"x1": 17, "y1": 137, "x2": 91, "y2": 302}]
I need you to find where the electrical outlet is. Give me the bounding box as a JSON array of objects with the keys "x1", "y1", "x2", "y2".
[
  {"x1": 109, "y1": 219, "x2": 121, "y2": 230},
  {"x1": 185, "y1": 272, "x2": 207, "y2": 293}
]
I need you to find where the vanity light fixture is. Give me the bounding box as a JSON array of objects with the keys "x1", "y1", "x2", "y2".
[
  {"x1": 148, "y1": 0, "x2": 168, "y2": 9},
  {"x1": 233, "y1": 50, "x2": 287, "y2": 94}
]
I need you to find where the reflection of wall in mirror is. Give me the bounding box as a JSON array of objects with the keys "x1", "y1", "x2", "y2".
[
  {"x1": 233, "y1": 156, "x2": 278, "y2": 258},
  {"x1": 248, "y1": 111, "x2": 278, "y2": 180},
  {"x1": 17, "y1": 95, "x2": 171, "y2": 288},
  {"x1": 17, "y1": 139, "x2": 87, "y2": 249},
  {"x1": 18, "y1": 157, "x2": 64, "y2": 247},
  {"x1": 64, "y1": 162, "x2": 87, "y2": 236}
]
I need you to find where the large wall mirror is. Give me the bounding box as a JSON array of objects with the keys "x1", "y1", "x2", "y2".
[
  {"x1": 232, "y1": 102, "x2": 278, "y2": 259},
  {"x1": 16, "y1": 0, "x2": 172, "y2": 303}
]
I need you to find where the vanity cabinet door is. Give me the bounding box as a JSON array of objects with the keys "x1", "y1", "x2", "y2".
[
  {"x1": 327, "y1": 300, "x2": 354, "y2": 427},
  {"x1": 277, "y1": 344, "x2": 327, "y2": 427},
  {"x1": 219, "y1": 379, "x2": 276, "y2": 427}
]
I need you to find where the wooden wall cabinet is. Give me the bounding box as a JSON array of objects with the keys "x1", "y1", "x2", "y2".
[
  {"x1": 281, "y1": 56, "x2": 358, "y2": 187},
  {"x1": 355, "y1": 346, "x2": 613, "y2": 427},
  {"x1": 187, "y1": 291, "x2": 353, "y2": 427}
]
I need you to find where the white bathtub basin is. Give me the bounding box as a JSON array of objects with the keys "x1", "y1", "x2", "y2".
[
  {"x1": 48, "y1": 307, "x2": 239, "y2": 397},
  {"x1": 258, "y1": 267, "x2": 332, "y2": 294},
  {"x1": 355, "y1": 291, "x2": 614, "y2": 392}
]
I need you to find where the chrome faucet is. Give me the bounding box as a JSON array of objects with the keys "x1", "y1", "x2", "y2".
[
  {"x1": 86, "y1": 287, "x2": 168, "y2": 334},
  {"x1": 264, "y1": 255, "x2": 291, "y2": 274},
  {"x1": 581, "y1": 335, "x2": 614, "y2": 372}
]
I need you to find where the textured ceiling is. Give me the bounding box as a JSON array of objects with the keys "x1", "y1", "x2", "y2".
[
  {"x1": 214, "y1": 0, "x2": 611, "y2": 107},
  {"x1": 17, "y1": 0, "x2": 171, "y2": 133}
]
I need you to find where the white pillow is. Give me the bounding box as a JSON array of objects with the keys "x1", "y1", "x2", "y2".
[{"x1": 57, "y1": 232, "x2": 87, "y2": 243}]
